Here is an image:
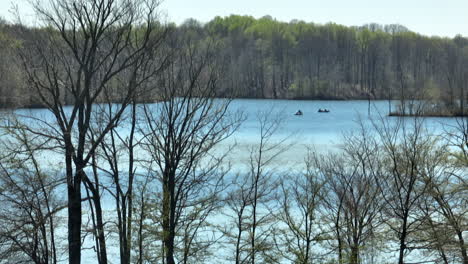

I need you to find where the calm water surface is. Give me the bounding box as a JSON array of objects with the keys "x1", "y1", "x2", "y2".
[
  {"x1": 231, "y1": 99, "x2": 454, "y2": 140},
  {"x1": 223, "y1": 99, "x2": 457, "y2": 167},
  {"x1": 10, "y1": 99, "x2": 458, "y2": 167},
  {"x1": 6, "y1": 99, "x2": 460, "y2": 263}
]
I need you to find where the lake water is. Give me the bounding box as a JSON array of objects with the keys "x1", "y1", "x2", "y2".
[
  {"x1": 7, "y1": 99, "x2": 460, "y2": 170},
  {"x1": 3, "y1": 99, "x2": 461, "y2": 263},
  {"x1": 220, "y1": 99, "x2": 458, "y2": 168},
  {"x1": 230, "y1": 99, "x2": 455, "y2": 139},
  {"x1": 11, "y1": 99, "x2": 457, "y2": 141}
]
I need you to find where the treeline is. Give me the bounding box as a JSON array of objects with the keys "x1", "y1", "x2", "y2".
[
  {"x1": 2, "y1": 15, "x2": 468, "y2": 110},
  {"x1": 203, "y1": 15, "x2": 468, "y2": 114}
]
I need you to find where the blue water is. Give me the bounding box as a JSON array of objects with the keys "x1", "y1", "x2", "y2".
[
  {"x1": 7, "y1": 99, "x2": 458, "y2": 167},
  {"x1": 231, "y1": 99, "x2": 384, "y2": 143},
  {"x1": 2, "y1": 99, "x2": 461, "y2": 263},
  {"x1": 225, "y1": 99, "x2": 455, "y2": 150},
  {"x1": 10, "y1": 99, "x2": 456, "y2": 140}
]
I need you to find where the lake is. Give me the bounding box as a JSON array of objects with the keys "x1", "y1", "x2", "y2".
[
  {"x1": 3, "y1": 99, "x2": 462, "y2": 263},
  {"x1": 8, "y1": 99, "x2": 459, "y2": 169},
  {"x1": 230, "y1": 99, "x2": 456, "y2": 139},
  {"x1": 220, "y1": 99, "x2": 458, "y2": 168}
]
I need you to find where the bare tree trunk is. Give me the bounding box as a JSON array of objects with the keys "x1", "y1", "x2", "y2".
[
  {"x1": 336, "y1": 220, "x2": 344, "y2": 264},
  {"x1": 350, "y1": 246, "x2": 359, "y2": 264},
  {"x1": 457, "y1": 231, "x2": 468, "y2": 264},
  {"x1": 122, "y1": 103, "x2": 137, "y2": 264},
  {"x1": 67, "y1": 152, "x2": 82, "y2": 264},
  {"x1": 95, "y1": 198, "x2": 108, "y2": 264},
  {"x1": 251, "y1": 172, "x2": 260, "y2": 264},
  {"x1": 235, "y1": 207, "x2": 245, "y2": 264},
  {"x1": 162, "y1": 170, "x2": 176, "y2": 264}
]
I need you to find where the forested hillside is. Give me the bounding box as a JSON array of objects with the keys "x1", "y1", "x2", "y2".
[
  {"x1": 1, "y1": 15, "x2": 468, "y2": 108},
  {"x1": 205, "y1": 16, "x2": 468, "y2": 106}
]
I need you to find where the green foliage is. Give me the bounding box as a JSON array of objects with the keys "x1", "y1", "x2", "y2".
[{"x1": 1, "y1": 15, "x2": 468, "y2": 105}]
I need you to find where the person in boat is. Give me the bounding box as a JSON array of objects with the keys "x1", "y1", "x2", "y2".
[
  {"x1": 295, "y1": 110, "x2": 303, "y2": 115},
  {"x1": 318, "y1": 108, "x2": 330, "y2": 113}
]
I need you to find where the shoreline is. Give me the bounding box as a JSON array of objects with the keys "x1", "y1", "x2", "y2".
[{"x1": 389, "y1": 112, "x2": 468, "y2": 118}]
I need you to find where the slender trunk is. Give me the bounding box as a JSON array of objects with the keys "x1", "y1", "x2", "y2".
[
  {"x1": 86, "y1": 186, "x2": 101, "y2": 262},
  {"x1": 68, "y1": 182, "x2": 82, "y2": 264},
  {"x1": 235, "y1": 207, "x2": 245, "y2": 264},
  {"x1": 251, "y1": 200, "x2": 257, "y2": 264},
  {"x1": 50, "y1": 214, "x2": 57, "y2": 264},
  {"x1": 89, "y1": 152, "x2": 108, "y2": 264},
  {"x1": 457, "y1": 230, "x2": 468, "y2": 264},
  {"x1": 119, "y1": 102, "x2": 136, "y2": 264},
  {"x1": 336, "y1": 196, "x2": 344, "y2": 264},
  {"x1": 251, "y1": 146, "x2": 263, "y2": 264},
  {"x1": 163, "y1": 170, "x2": 176, "y2": 264},
  {"x1": 94, "y1": 195, "x2": 108, "y2": 264},
  {"x1": 122, "y1": 201, "x2": 131, "y2": 264},
  {"x1": 137, "y1": 190, "x2": 146, "y2": 264},
  {"x1": 40, "y1": 218, "x2": 50, "y2": 264},
  {"x1": 272, "y1": 68, "x2": 277, "y2": 99},
  {"x1": 165, "y1": 230, "x2": 176, "y2": 264},
  {"x1": 305, "y1": 214, "x2": 311, "y2": 263},
  {"x1": 398, "y1": 215, "x2": 408, "y2": 264},
  {"x1": 68, "y1": 150, "x2": 82, "y2": 264},
  {"x1": 117, "y1": 193, "x2": 124, "y2": 263},
  {"x1": 125, "y1": 102, "x2": 137, "y2": 264},
  {"x1": 36, "y1": 157, "x2": 58, "y2": 264},
  {"x1": 337, "y1": 234, "x2": 343, "y2": 264}
]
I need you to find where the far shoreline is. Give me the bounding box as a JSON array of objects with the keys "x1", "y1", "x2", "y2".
[{"x1": 6, "y1": 98, "x2": 468, "y2": 118}]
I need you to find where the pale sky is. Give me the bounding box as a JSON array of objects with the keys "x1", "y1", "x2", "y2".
[{"x1": 0, "y1": 0, "x2": 466, "y2": 38}]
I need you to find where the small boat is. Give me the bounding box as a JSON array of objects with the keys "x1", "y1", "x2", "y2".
[
  {"x1": 318, "y1": 109, "x2": 330, "y2": 113},
  {"x1": 295, "y1": 110, "x2": 303, "y2": 116}
]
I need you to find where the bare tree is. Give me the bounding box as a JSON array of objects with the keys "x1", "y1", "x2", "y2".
[
  {"x1": 89, "y1": 101, "x2": 144, "y2": 264},
  {"x1": 131, "y1": 172, "x2": 155, "y2": 264},
  {"x1": 274, "y1": 149, "x2": 324, "y2": 264},
  {"x1": 17, "y1": 0, "x2": 166, "y2": 263},
  {"x1": 223, "y1": 171, "x2": 254, "y2": 264},
  {"x1": 0, "y1": 116, "x2": 66, "y2": 264},
  {"x1": 318, "y1": 122, "x2": 385, "y2": 264},
  {"x1": 223, "y1": 109, "x2": 290, "y2": 264},
  {"x1": 373, "y1": 116, "x2": 433, "y2": 264},
  {"x1": 87, "y1": 49, "x2": 168, "y2": 264},
  {"x1": 427, "y1": 117, "x2": 468, "y2": 264},
  {"x1": 446, "y1": 117, "x2": 468, "y2": 166},
  {"x1": 139, "y1": 35, "x2": 241, "y2": 264}
]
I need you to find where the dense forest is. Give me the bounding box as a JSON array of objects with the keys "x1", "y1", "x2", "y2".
[{"x1": 1, "y1": 14, "x2": 468, "y2": 114}]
